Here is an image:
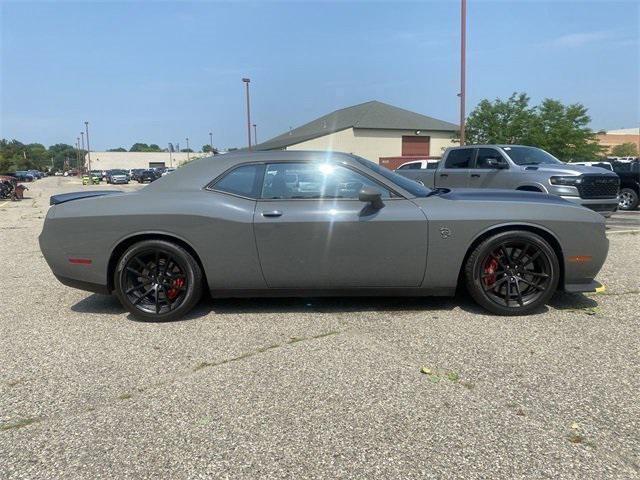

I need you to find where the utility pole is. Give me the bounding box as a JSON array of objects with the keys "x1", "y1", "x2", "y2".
[
  {"x1": 459, "y1": 0, "x2": 467, "y2": 145},
  {"x1": 209, "y1": 131, "x2": 214, "y2": 154},
  {"x1": 168, "y1": 143, "x2": 173, "y2": 167},
  {"x1": 76, "y1": 137, "x2": 81, "y2": 169},
  {"x1": 253, "y1": 124, "x2": 257, "y2": 145},
  {"x1": 242, "y1": 78, "x2": 252, "y2": 150},
  {"x1": 80, "y1": 132, "x2": 85, "y2": 172},
  {"x1": 84, "y1": 121, "x2": 92, "y2": 176},
  {"x1": 186, "y1": 137, "x2": 190, "y2": 162}
]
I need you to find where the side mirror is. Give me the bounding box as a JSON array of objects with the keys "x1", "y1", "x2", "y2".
[
  {"x1": 486, "y1": 158, "x2": 507, "y2": 169},
  {"x1": 358, "y1": 187, "x2": 385, "y2": 210}
]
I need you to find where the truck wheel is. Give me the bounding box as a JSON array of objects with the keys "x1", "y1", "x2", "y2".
[
  {"x1": 464, "y1": 230, "x2": 559, "y2": 316},
  {"x1": 619, "y1": 188, "x2": 639, "y2": 210}
]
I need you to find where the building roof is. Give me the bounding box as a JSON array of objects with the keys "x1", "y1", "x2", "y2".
[
  {"x1": 254, "y1": 100, "x2": 459, "y2": 151},
  {"x1": 606, "y1": 128, "x2": 640, "y2": 135}
]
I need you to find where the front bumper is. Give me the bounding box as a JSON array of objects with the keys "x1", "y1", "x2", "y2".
[{"x1": 560, "y1": 195, "x2": 618, "y2": 217}]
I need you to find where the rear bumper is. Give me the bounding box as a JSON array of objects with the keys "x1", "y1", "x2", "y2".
[
  {"x1": 563, "y1": 280, "x2": 602, "y2": 293},
  {"x1": 55, "y1": 275, "x2": 111, "y2": 295}
]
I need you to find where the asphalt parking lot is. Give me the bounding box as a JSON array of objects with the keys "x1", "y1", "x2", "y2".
[{"x1": 1, "y1": 177, "x2": 639, "y2": 479}]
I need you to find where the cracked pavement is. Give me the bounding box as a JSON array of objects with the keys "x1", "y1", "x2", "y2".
[{"x1": 1, "y1": 177, "x2": 639, "y2": 479}]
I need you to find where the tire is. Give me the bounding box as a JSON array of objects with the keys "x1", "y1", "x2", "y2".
[
  {"x1": 618, "y1": 188, "x2": 639, "y2": 211},
  {"x1": 114, "y1": 239, "x2": 203, "y2": 322},
  {"x1": 464, "y1": 230, "x2": 559, "y2": 316}
]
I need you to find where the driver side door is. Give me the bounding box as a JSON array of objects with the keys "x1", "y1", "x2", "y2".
[{"x1": 253, "y1": 161, "x2": 429, "y2": 288}]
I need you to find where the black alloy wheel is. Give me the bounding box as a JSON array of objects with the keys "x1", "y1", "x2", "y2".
[
  {"x1": 465, "y1": 231, "x2": 559, "y2": 315},
  {"x1": 114, "y1": 240, "x2": 203, "y2": 321}
]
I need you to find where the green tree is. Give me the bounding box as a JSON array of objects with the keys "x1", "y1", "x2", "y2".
[
  {"x1": 107, "y1": 147, "x2": 127, "y2": 152},
  {"x1": 465, "y1": 92, "x2": 603, "y2": 161},
  {"x1": 148, "y1": 144, "x2": 162, "y2": 152},
  {"x1": 610, "y1": 142, "x2": 638, "y2": 157},
  {"x1": 130, "y1": 143, "x2": 150, "y2": 152}
]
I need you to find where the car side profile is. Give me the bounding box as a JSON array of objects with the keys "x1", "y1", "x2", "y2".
[{"x1": 40, "y1": 151, "x2": 609, "y2": 321}]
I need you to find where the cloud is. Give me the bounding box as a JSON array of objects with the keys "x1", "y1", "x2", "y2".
[{"x1": 546, "y1": 31, "x2": 612, "y2": 48}]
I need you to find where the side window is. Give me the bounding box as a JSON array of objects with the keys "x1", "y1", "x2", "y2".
[
  {"x1": 261, "y1": 163, "x2": 392, "y2": 200},
  {"x1": 444, "y1": 149, "x2": 474, "y2": 169},
  {"x1": 427, "y1": 162, "x2": 439, "y2": 170},
  {"x1": 211, "y1": 164, "x2": 264, "y2": 198},
  {"x1": 399, "y1": 162, "x2": 421, "y2": 170},
  {"x1": 475, "y1": 148, "x2": 505, "y2": 168}
]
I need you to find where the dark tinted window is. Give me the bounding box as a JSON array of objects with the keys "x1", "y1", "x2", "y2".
[
  {"x1": 427, "y1": 162, "x2": 439, "y2": 169},
  {"x1": 475, "y1": 148, "x2": 505, "y2": 168},
  {"x1": 445, "y1": 149, "x2": 474, "y2": 169},
  {"x1": 213, "y1": 164, "x2": 263, "y2": 198}
]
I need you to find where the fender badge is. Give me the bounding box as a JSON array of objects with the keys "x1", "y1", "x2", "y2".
[{"x1": 439, "y1": 227, "x2": 452, "y2": 239}]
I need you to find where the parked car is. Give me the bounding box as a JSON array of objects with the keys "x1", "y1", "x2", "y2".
[
  {"x1": 161, "y1": 167, "x2": 176, "y2": 176},
  {"x1": 571, "y1": 161, "x2": 614, "y2": 171},
  {"x1": 396, "y1": 159, "x2": 440, "y2": 171},
  {"x1": 612, "y1": 160, "x2": 640, "y2": 210},
  {"x1": 106, "y1": 169, "x2": 130, "y2": 184},
  {"x1": 89, "y1": 170, "x2": 103, "y2": 182},
  {"x1": 395, "y1": 145, "x2": 620, "y2": 217},
  {"x1": 137, "y1": 169, "x2": 160, "y2": 183},
  {"x1": 82, "y1": 174, "x2": 101, "y2": 185},
  {"x1": 28, "y1": 169, "x2": 44, "y2": 179},
  {"x1": 41, "y1": 150, "x2": 609, "y2": 322},
  {"x1": 13, "y1": 171, "x2": 35, "y2": 182}
]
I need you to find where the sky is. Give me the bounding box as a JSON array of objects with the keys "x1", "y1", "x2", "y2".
[{"x1": 1, "y1": 0, "x2": 638, "y2": 151}]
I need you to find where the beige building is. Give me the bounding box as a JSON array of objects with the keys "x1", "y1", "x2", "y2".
[
  {"x1": 83, "y1": 151, "x2": 207, "y2": 171},
  {"x1": 254, "y1": 101, "x2": 459, "y2": 169},
  {"x1": 596, "y1": 127, "x2": 640, "y2": 155}
]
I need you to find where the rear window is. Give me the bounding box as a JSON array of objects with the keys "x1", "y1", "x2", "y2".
[
  {"x1": 211, "y1": 164, "x2": 264, "y2": 198},
  {"x1": 445, "y1": 149, "x2": 474, "y2": 169}
]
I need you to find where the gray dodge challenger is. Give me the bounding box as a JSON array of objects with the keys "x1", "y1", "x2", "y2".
[{"x1": 40, "y1": 151, "x2": 608, "y2": 321}]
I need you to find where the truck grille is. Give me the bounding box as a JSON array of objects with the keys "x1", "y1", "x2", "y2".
[{"x1": 577, "y1": 175, "x2": 619, "y2": 199}]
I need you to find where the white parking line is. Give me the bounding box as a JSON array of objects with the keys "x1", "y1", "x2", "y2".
[{"x1": 0, "y1": 201, "x2": 10, "y2": 208}]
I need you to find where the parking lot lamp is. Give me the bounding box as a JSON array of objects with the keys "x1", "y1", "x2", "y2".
[
  {"x1": 459, "y1": 0, "x2": 467, "y2": 145},
  {"x1": 84, "y1": 122, "x2": 92, "y2": 177},
  {"x1": 209, "y1": 131, "x2": 213, "y2": 154},
  {"x1": 80, "y1": 132, "x2": 85, "y2": 172},
  {"x1": 253, "y1": 124, "x2": 257, "y2": 145},
  {"x1": 168, "y1": 143, "x2": 173, "y2": 167},
  {"x1": 242, "y1": 78, "x2": 252, "y2": 150},
  {"x1": 186, "y1": 137, "x2": 190, "y2": 162}
]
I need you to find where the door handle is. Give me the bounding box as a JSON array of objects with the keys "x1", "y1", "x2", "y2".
[
  {"x1": 470, "y1": 174, "x2": 481, "y2": 178},
  {"x1": 262, "y1": 210, "x2": 283, "y2": 218},
  {"x1": 439, "y1": 173, "x2": 449, "y2": 178}
]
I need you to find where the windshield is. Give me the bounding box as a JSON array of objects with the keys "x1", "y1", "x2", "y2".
[
  {"x1": 501, "y1": 146, "x2": 563, "y2": 166},
  {"x1": 352, "y1": 156, "x2": 432, "y2": 197},
  {"x1": 112, "y1": 170, "x2": 127, "y2": 175}
]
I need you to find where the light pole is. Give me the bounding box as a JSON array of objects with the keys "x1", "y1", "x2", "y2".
[
  {"x1": 168, "y1": 143, "x2": 173, "y2": 167},
  {"x1": 84, "y1": 121, "x2": 92, "y2": 176},
  {"x1": 209, "y1": 131, "x2": 214, "y2": 154},
  {"x1": 253, "y1": 124, "x2": 257, "y2": 145},
  {"x1": 459, "y1": 0, "x2": 467, "y2": 145},
  {"x1": 186, "y1": 137, "x2": 190, "y2": 162},
  {"x1": 80, "y1": 132, "x2": 85, "y2": 172},
  {"x1": 242, "y1": 78, "x2": 252, "y2": 150},
  {"x1": 76, "y1": 137, "x2": 81, "y2": 169}
]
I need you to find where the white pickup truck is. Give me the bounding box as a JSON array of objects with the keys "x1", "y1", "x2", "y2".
[{"x1": 395, "y1": 145, "x2": 620, "y2": 216}]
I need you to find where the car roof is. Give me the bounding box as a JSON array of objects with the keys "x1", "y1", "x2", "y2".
[{"x1": 144, "y1": 150, "x2": 358, "y2": 193}]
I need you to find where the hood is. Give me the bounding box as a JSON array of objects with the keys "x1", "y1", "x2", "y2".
[
  {"x1": 439, "y1": 188, "x2": 571, "y2": 206},
  {"x1": 520, "y1": 163, "x2": 619, "y2": 177}
]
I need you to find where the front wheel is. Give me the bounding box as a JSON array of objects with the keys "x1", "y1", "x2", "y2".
[
  {"x1": 464, "y1": 231, "x2": 559, "y2": 316},
  {"x1": 619, "y1": 188, "x2": 639, "y2": 210},
  {"x1": 114, "y1": 240, "x2": 203, "y2": 321}
]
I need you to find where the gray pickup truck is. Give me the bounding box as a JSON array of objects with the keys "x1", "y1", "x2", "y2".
[{"x1": 395, "y1": 145, "x2": 620, "y2": 216}]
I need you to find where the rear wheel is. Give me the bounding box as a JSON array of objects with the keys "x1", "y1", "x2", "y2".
[
  {"x1": 114, "y1": 240, "x2": 203, "y2": 321},
  {"x1": 464, "y1": 231, "x2": 559, "y2": 315},
  {"x1": 619, "y1": 188, "x2": 639, "y2": 210}
]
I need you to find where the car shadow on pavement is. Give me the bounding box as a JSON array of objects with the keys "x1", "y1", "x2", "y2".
[{"x1": 69, "y1": 290, "x2": 598, "y2": 321}]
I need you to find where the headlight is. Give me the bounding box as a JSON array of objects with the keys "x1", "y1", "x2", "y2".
[{"x1": 550, "y1": 176, "x2": 582, "y2": 186}]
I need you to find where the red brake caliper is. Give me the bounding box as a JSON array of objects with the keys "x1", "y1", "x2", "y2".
[
  {"x1": 484, "y1": 258, "x2": 498, "y2": 287},
  {"x1": 166, "y1": 278, "x2": 185, "y2": 300}
]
